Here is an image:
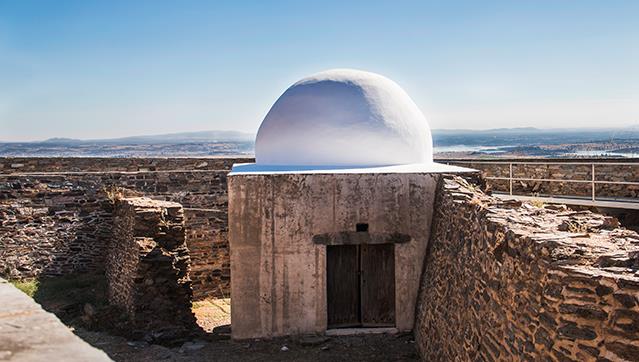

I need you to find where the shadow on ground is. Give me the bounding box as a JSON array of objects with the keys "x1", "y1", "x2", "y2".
[
  {"x1": 77, "y1": 328, "x2": 419, "y2": 362},
  {"x1": 22, "y1": 274, "x2": 418, "y2": 361}
]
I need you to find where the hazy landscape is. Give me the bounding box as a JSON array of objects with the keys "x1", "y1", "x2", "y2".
[{"x1": 2, "y1": 127, "x2": 639, "y2": 159}]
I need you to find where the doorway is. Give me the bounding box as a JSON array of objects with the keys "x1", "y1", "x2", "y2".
[{"x1": 326, "y1": 244, "x2": 395, "y2": 328}]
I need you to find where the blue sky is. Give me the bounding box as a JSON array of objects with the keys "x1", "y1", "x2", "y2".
[{"x1": 1, "y1": 0, "x2": 638, "y2": 141}]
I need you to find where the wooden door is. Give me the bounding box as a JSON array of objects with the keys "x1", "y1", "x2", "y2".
[
  {"x1": 360, "y1": 244, "x2": 395, "y2": 326},
  {"x1": 326, "y1": 243, "x2": 395, "y2": 328},
  {"x1": 326, "y1": 245, "x2": 360, "y2": 328}
]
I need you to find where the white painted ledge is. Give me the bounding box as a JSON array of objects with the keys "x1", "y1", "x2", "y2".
[{"x1": 229, "y1": 162, "x2": 476, "y2": 175}]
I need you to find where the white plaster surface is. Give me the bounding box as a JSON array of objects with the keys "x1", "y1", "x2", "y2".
[
  {"x1": 255, "y1": 69, "x2": 433, "y2": 167},
  {"x1": 230, "y1": 162, "x2": 474, "y2": 175}
]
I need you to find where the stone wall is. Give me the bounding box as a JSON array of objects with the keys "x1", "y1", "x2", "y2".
[
  {"x1": 0, "y1": 156, "x2": 251, "y2": 173},
  {"x1": 415, "y1": 176, "x2": 639, "y2": 361},
  {"x1": 0, "y1": 158, "x2": 241, "y2": 299},
  {"x1": 185, "y1": 208, "x2": 230, "y2": 299},
  {"x1": 441, "y1": 159, "x2": 639, "y2": 199},
  {"x1": 106, "y1": 197, "x2": 196, "y2": 332},
  {"x1": 0, "y1": 174, "x2": 113, "y2": 278}
]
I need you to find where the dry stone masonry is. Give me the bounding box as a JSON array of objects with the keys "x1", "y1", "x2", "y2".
[
  {"x1": 415, "y1": 176, "x2": 639, "y2": 361},
  {"x1": 106, "y1": 197, "x2": 196, "y2": 333},
  {"x1": 0, "y1": 157, "x2": 245, "y2": 298},
  {"x1": 185, "y1": 208, "x2": 230, "y2": 299},
  {"x1": 0, "y1": 157, "x2": 248, "y2": 173},
  {"x1": 0, "y1": 174, "x2": 113, "y2": 278}
]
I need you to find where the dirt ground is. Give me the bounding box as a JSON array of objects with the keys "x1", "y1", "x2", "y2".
[
  {"x1": 76, "y1": 327, "x2": 419, "y2": 362},
  {"x1": 76, "y1": 297, "x2": 418, "y2": 361},
  {"x1": 26, "y1": 276, "x2": 418, "y2": 362},
  {"x1": 192, "y1": 298, "x2": 232, "y2": 333}
]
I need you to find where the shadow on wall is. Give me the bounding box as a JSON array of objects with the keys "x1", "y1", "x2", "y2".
[
  {"x1": 31, "y1": 274, "x2": 109, "y2": 326},
  {"x1": 1, "y1": 166, "x2": 234, "y2": 300},
  {"x1": 24, "y1": 273, "x2": 208, "y2": 348}
]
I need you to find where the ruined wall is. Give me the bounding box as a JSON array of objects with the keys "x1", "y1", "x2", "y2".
[
  {"x1": 0, "y1": 156, "x2": 251, "y2": 173},
  {"x1": 0, "y1": 174, "x2": 113, "y2": 278},
  {"x1": 441, "y1": 159, "x2": 639, "y2": 199},
  {"x1": 185, "y1": 208, "x2": 230, "y2": 299},
  {"x1": 0, "y1": 158, "x2": 243, "y2": 299},
  {"x1": 106, "y1": 197, "x2": 196, "y2": 331},
  {"x1": 415, "y1": 176, "x2": 639, "y2": 361}
]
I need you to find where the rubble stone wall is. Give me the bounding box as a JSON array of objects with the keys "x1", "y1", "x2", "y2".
[
  {"x1": 0, "y1": 174, "x2": 114, "y2": 278},
  {"x1": 415, "y1": 176, "x2": 639, "y2": 361},
  {"x1": 0, "y1": 156, "x2": 251, "y2": 173},
  {"x1": 441, "y1": 159, "x2": 639, "y2": 199},
  {"x1": 106, "y1": 197, "x2": 196, "y2": 329},
  {"x1": 0, "y1": 159, "x2": 238, "y2": 299},
  {"x1": 185, "y1": 208, "x2": 230, "y2": 299}
]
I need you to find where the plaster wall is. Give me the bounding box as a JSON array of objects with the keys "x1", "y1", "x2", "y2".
[{"x1": 228, "y1": 172, "x2": 439, "y2": 339}]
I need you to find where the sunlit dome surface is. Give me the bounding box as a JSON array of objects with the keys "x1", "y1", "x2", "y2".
[{"x1": 254, "y1": 69, "x2": 433, "y2": 166}]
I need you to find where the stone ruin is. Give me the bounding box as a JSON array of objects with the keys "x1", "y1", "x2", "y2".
[
  {"x1": 1, "y1": 69, "x2": 639, "y2": 361},
  {"x1": 2, "y1": 156, "x2": 639, "y2": 360},
  {"x1": 105, "y1": 197, "x2": 197, "y2": 340},
  {"x1": 416, "y1": 177, "x2": 639, "y2": 361}
]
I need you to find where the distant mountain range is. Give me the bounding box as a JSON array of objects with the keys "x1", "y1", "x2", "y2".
[
  {"x1": 38, "y1": 130, "x2": 255, "y2": 145},
  {"x1": 0, "y1": 130, "x2": 255, "y2": 157},
  {"x1": 6, "y1": 126, "x2": 639, "y2": 146},
  {"x1": 2, "y1": 127, "x2": 639, "y2": 158}
]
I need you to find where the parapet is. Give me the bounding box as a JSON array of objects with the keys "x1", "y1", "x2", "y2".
[
  {"x1": 0, "y1": 278, "x2": 112, "y2": 361},
  {"x1": 415, "y1": 176, "x2": 639, "y2": 361}
]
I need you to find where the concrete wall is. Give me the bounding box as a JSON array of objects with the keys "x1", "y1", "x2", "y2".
[
  {"x1": 228, "y1": 172, "x2": 439, "y2": 339},
  {"x1": 415, "y1": 176, "x2": 639, "y2": 361}
]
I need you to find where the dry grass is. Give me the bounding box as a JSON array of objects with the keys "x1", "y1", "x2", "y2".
[
  {"x1": 10, "y1": 279, "x2": 39, "y2": 297},
  {"x1": 530, "y1": 198, "x2": 545, "y2": 208}
]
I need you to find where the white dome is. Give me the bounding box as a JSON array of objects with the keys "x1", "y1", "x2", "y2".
[{"x1": 255, "y1": 69, "x2": 433, "y2": 166}]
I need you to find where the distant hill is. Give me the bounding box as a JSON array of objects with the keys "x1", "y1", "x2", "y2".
[
  {"x1": 40, "y1": 130, "x2": 255, "y2": 145},
  {"x1": 432, "y1": 126, "x2": 639, "y2": 147},
  {"x1": 3, "y1": 126, "x2": 639, "y2": 158},
  {"x1": 0, "y1": 130, "x2": 255, "y2": 157}
]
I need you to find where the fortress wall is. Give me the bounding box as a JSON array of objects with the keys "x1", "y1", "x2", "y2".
[
  {"x1": 0, "y1": 161, "x2": 236, "y2": 299},
  {"x1": 415, "y1": 176, "x2": 639, "y2": 361},
  {"x1": 106, "y1": 197, "x2": 196, "y2": 333},
  {"x1": 185, "y1": 208, "x2": 230, "y2": 299},
  {"x1": 0, "y1": 173, "x2": 114, "y2": 278},
  {"x1": 0, "y1": 156, "x2": 252, "y2": 173},
  {"x1": 442, "y1": 159, "x2": 639, "y2": 199}
]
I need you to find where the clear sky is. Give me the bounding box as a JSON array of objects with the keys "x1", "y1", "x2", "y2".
[{"x1": 1, "y1": 0, "x2": 638, "y2": 141}]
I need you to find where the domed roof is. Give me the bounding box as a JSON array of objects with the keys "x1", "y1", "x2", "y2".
[{"x1": 255, "y1": 69, "x2": 433, "y2": 166}]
